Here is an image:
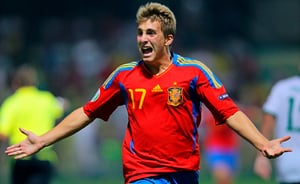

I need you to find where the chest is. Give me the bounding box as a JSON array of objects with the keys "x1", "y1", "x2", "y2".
[{"x1": 119, "y1": 67, "x2": 198, "y2": 109}]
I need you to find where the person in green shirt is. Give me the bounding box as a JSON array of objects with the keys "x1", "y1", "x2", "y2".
[{"x1": 0, "y1": 65, "x2": 67, "y2": 184}]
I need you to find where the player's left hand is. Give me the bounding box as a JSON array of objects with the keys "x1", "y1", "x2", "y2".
[{"x1": 261, "y1": 135, "x2": 292, "y2": 159}]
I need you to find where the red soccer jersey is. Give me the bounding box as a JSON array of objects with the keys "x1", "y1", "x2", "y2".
[{"x1": 83, "y1": 53, "x2": 239, "y2": 183}]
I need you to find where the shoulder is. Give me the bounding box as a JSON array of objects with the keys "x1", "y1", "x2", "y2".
[
  {"x1": 0, "y1": 88, "x2": 25, "y2": 107},
  {"x1": 285, "y1": 76, "x2": 300, "y2": 84},
  {"x1": 39, "y1": 90, "x2": 56, "y2": 99},
  {"x1": 273, "y1": 76, "x2": 299, "y2": 89},
  {"x1": 103, "y1": 61, "x2": 140, "y2": 88},
  {"x1": 0, "y1": 94, "x2": 15, "y2": 108},
  {"x1": 173, "y1": 53, "x2": 217, "y2": 75},
  {"x1": 173, "y1": 53, "x2": 205, "y2": 67},
  {"x1": 173, "y1": 53, "x2": 214, "y2": 73},
  {"x1": 115, "y1": 61, "x2": 140, "y2": 72},
  {"x1": 173, "y1": 53, "x2": 222, "y2": 88},
  {"x1": 106, "y1": 61, "x2": 140, "y2": 79},
  {"x1": 267, "y1": 76, "x2": 300, "y2": 97}
]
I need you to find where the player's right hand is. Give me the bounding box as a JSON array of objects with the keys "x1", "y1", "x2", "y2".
[{"x1": 5, "y1": 128, "x2": 43, "y2": 159}]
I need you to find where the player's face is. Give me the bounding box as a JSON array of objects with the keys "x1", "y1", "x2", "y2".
[{"x1": 137, "y1": 20, "x2": 169, "y2": 64}]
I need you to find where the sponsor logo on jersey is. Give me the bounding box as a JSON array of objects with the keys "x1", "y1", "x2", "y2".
[
  {"x1": 152, "y1": 84, "x2": 163, "y2": 92},
  {"x1": 167, "y1": 87, "x2": 183, "y2": 106},
  {"x1": 218, "y1": 93, "x2": 229, "y2": 100}
]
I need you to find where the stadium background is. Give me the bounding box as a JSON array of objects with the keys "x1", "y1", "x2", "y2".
[{"x1": 0, "y1": 0, "x2": 299, "y2": 183}]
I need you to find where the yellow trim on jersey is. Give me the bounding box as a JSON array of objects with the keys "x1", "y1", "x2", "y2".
[
  {"x1": 103, "y1": 62, "x2": 138, "y2": 89},
  {"x1": 177, "y1": 57, "x2": 222, "y2": 88}
]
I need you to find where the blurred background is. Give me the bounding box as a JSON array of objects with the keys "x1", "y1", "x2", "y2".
[{"x1": 0, "y1": 0, "x2": 299, "y2": 183}]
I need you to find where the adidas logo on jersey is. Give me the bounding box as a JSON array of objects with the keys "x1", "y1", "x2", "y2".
[{"x1": 152, "y1": 84, "x2": 163, "y2": 92}]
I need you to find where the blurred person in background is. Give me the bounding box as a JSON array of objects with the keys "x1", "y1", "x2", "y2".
[
  {"x1": 200, "y1": 105, "x2": 240, "y2": 184},
  {"x1": 0, "y1": 65, "x2": 68, "y2": 184},
  {"x1": 254, "y1": 63, "x2": 300, "y2": 184},
  {"x1": 201, "y1": 103, "x2": 262, "y2": 184},
  {"x1": 5, "y1": 2, "x2": 292, "y2": 184},
  {"x1": 70, "y1": 38, "x2": 108, "y2": 177}
]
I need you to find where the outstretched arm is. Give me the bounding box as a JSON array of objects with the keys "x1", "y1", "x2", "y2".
[
  {"x1": 5, "y1": 107, "x2": 94, "y2": 159},
  {"x1": 226, "y1": 111, "x2": 291, "y2": 159}
]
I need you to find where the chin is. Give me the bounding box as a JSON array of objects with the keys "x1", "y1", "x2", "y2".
[
  {"x1": 143, "y1": 57, "x2": 155, "y2": 63},
  {"x1": 141, "y1": 55, "x2": 152, "y2": 62}
]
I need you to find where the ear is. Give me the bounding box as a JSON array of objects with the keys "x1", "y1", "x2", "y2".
[{"x1": 164, "y1": 34, "x2": 174, "y2": 46}]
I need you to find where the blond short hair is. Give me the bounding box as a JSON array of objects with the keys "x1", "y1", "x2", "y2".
[{"x1": 136, "y1": 2, "x2": 176, "y2": 38}]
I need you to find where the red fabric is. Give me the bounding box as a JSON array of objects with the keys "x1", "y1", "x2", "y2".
[
  {"x1": 83, "y1": 53, "x2": 239, "y2": 183},
  {"x1": 201, "y1": 106, "x2": 239, "y2": 151}
]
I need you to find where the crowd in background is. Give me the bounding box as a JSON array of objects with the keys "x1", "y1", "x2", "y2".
[{"x1": 0, "y1": 0, "x2": 299, "y2": 182}]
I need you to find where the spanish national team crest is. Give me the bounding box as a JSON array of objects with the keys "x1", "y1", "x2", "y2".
[{"x1": 167, "y1": 87, "x2": 183, "y2": 106}]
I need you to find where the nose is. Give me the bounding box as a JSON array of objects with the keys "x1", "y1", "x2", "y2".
[{"x1": 138, "y1": 33, "x2": 148, "y2": 43}]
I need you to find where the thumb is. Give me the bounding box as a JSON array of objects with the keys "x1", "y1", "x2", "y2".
[{"x1": 19, "y1": 128, "x2": 30, "y2": 136}]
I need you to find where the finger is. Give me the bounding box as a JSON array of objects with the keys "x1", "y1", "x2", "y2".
[
  {"x1": 15, "y1": 153, "x2": 27, "y2": 159},
  {"x1": 6, "y1": 144, "x2": 20, "y2": 150},
  {"x1": 277, "y1": 135, "x2": 291, "y2": 143},
  {"x1": 19, "y1": 128, "x2": 30, "y2": 136},
  {"x1": 7, "y1": 150, "x2": 27, "y2": 159},
  {"x1": 5, "y1": 146, "x2": 22, "y2": 156},
  {"x1": 264, "y1": 148, "x2": 292, "y2": 159},
  {"x1": 282, "y1": 148, "x2": 292, "y2": 153},
  {"x1": 5, "y1": 146, "x2": 22, "y2": 155},
  {"x1": 6, "y1": 150, "x2": 19, "y2": 156}
]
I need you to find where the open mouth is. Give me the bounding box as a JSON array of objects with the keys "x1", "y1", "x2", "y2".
[{"x1": 141, "y1": 47, "x2": 153, "y2": 55}]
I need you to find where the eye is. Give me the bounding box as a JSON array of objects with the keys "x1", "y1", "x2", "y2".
[
  {"x1": 137, "y1": 29, "x2": 143, "y2": 36},
  {"x1": 146, "y1": 29, "x2": 156, "y2": 36}
]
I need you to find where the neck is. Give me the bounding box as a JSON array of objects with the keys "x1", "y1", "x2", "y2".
[{"x1": 144, "y1": 53, "x2": 172, "y2": 75}]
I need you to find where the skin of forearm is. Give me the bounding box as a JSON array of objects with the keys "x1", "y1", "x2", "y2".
[
  {"x1": 226, "y1": 111, "x2": 269, "y2": 152},
  {"x1": 40, "y1": 107, "x2": 93, "y2": 147}
]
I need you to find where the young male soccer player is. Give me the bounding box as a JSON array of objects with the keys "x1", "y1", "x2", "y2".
[{"x1": 5, "y1": 2, "x2": 291, "y2": 184}]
